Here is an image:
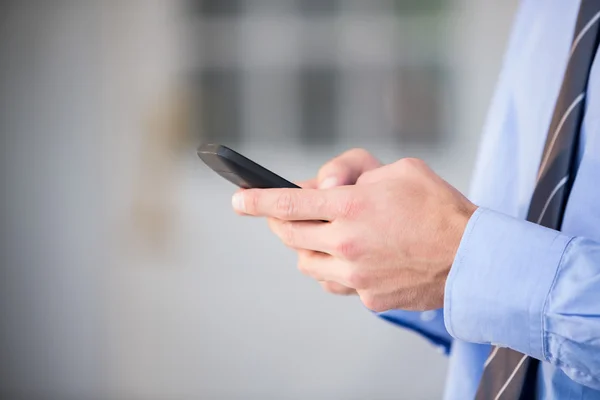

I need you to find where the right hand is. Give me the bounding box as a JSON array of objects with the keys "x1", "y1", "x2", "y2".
[{"x1": 288, "y1": 148, "x2": 382, "y2": 295}]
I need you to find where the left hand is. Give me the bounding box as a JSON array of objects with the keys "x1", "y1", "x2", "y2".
[{"x1": 232, "y1": 158, "x2": 477, "y2": 312}]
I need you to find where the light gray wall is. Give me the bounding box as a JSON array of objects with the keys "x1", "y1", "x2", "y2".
[
  {"x1": 0, "y1": 2, "x2": 108, "y2": 399},
  {"x1": 0, "y1": 1, "x2": 518, "y2": 399}
]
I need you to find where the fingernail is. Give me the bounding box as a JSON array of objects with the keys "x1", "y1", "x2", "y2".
[
  {"x1": 232, "y1": 193, "x2": 245, "y2": 212},
  {"x1": 319, "y1": 177, "x2": 338, "y2": 189}
]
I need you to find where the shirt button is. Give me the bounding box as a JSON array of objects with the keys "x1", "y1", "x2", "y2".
[{"x1": 420, "y1": 310, "x2": 437, "y2": 322}]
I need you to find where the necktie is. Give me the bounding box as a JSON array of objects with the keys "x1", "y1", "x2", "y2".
[{"x1": 475, "y1": 1, "x2": 600, "y2": 399}]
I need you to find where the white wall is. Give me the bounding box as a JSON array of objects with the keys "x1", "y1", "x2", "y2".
[
  {"x1": 0, "y1": 1, "x2": 518, "y2": 399},
  {"x1": 0, "y1": 2, "x2": 108, "y2": 399}
]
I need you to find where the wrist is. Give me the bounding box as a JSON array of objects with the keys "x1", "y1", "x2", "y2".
[
  {"x1": 438, "y1": 203, "x2": 478, "y2": 305},
  {"x1": 448, "y1": 202, "x2": 477, "y2": 261}
]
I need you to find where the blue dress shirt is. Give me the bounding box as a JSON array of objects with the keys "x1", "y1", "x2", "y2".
[{"x1": 377, "y1": 1, "x2": 600, "y2": 398}]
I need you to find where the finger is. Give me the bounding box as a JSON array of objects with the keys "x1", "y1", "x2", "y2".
[
  {"x1": 267, "y1": 218, "x2": 333, "y2": 253},
  {"x1": 233, "y1": 187, "x2": 346, "y2": 221},
  {"x1": 318, "y1": 148, "x2": 381, "y2": 188},
  {"x1": 232, "y1": 188, "x2": 248, "y2": 215},
  {"x1": 319, "y1": 281, "x2": 357, "y2": 296},
  {"x1": 359, "y1": 157, "x2": 428, "y2": 185},
  {"x1": 355, "y1": 164, "x2": 391, "y2": 185},
  {"x1": 294, "y1": 178, "x2": 318, "y2": 189},
  {"x1": 297, "y1": 249, "x2": 349, "y2": 284},
  {"x1": 232, "y1": 180, "x2": 316, "y2": 217}
]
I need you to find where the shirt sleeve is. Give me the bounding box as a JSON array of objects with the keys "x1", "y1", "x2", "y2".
[
  {"x1": 376, "y1": 308, "x2": 453, "y2": 355},
  {"x1": 444, "y1": 207, "x2": 600, "y2": 389}
]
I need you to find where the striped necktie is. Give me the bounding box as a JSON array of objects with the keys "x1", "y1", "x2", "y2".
[{"x1": 475, "y1": 1, "x2": 600, "y2": 399}]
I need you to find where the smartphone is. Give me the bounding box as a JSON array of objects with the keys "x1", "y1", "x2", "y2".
[{"x1": 197, "y1": 143, "x2": 300, "y2": 189}]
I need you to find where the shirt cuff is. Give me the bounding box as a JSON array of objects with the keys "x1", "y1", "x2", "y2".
[
  {"x1": 376, "y1": 309, "x2": 452, "y2": 355},
  {"x1": 444, "y1": 207, "x2": 573, "y2": 360}
]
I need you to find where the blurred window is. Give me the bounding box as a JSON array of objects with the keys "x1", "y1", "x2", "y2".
[
  {"x1": 193, "y1": 0, "x2": 243, "y2": 15},
  {"x1": 187, "y1": 0, "x2": 453, "y2": 149},
  {"x1": 195, "y1": 68, "x2": 242, "y2": 145},
  {"x1": 296, "y1": 0, "x2": 339, "y2": 15},
  {"x1": 393, "y1": 0, "x2": 445, "y2": 14},
  {"x1": 388, "y1": 66, "x2": 446, "y2": 145},
  {"x1": 299, "y1": 67, "x2": 339, "y2": 146}
]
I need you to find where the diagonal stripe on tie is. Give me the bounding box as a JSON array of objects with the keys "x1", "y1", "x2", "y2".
[
  {"x1": 493, "y1": 355, "x2": 529, "y2": 400},
  {"x1": 535, "y1": 175, "x2": 569, "y2": 225},
  {"x1": 475, "y1": 0, "x2": 600, "y2": 399},
  {"x1": 536, "y1": 93, "x2": 584, "y2": 181}
]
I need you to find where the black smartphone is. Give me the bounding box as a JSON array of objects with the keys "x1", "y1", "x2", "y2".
[{"x1": 197, "y1": 143, "x2": 300, "y2": 189}]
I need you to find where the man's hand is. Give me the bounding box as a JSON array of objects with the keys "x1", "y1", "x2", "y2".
[
  {"x1": 300, "y1": 148, "x2": 383, "y2": 190},
  {"x1": 232, "y1": 156, "x2": 477, "y2": 312},
  {"x1": 278, "y1": 149, "x2": 382, "y2": 296}
]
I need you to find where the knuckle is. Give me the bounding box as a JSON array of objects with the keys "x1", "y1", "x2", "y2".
[
  {"x1": 398, "y1": 157, "x2": 425, "y2": 170},
  {"x1": 356, "y1": 169, "x2": 376, "y2": 185},
  {"x1": 297, "y1": 250, "x2": 316, "y2": 276},
  {"x1": 360, "y1": 294, "x2": 387, "y2": 312},
  {"x1": 321, "y1": 281, "x2": 338, "y2": 294},
  {"x1": 297, "y1": 259, "x2": 310, "y2": 276},
  {"x1": 346, "y1": 269, "x2": 369, "y2": 289},
  {"x1": 335, "y1": 238, "x2": 363, "y2": 261},
  {"x1": 321, "y1": 281, "x2": 353, "y2": 295},
  {"x1": 338, "y1": 196, "x2": 364, "y2": 219},
  {"x1": 275, "y1": 192, "x2": 296, "y2": 218},
  {"x1": 266, "y1": 217, "x2": 277, "y2": 232}
]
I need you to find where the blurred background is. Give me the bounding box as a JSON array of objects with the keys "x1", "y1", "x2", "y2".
[{"x1": 0, "y1": 1, "x2": 518, "y2": 399}]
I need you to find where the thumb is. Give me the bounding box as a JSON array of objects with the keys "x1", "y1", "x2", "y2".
[{"x1": 317, "y1": 148, "x2": 381, "y2": 188}]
